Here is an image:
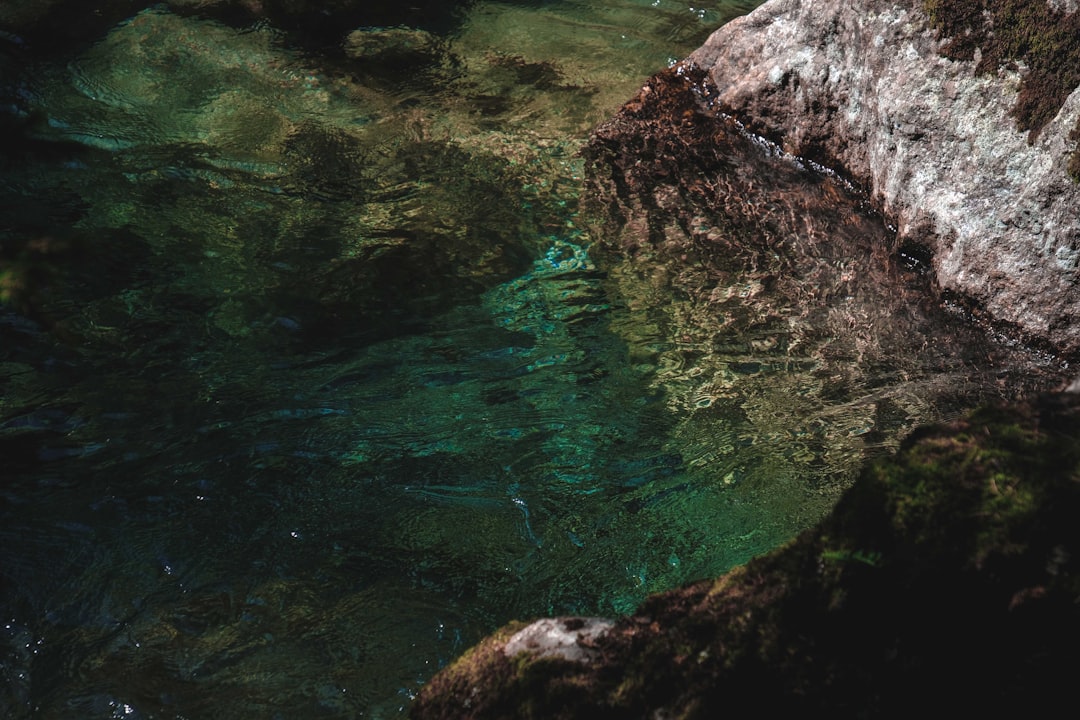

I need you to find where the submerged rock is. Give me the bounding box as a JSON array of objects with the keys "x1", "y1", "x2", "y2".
[
  {"x1": 166, "y1": 0, "x2": 472, "y2": 46},
  {"x1": 410, "y1": 1, "x2": 1080, "y2": 716},
  {"x1": 410, "y1": 389, "x2": 1080, "y2": 718},
  {"x1": 579, "y1": 60, "x2": 1061, "y2": 524},
  {"x1": 686, "y1": 0, "x2": 1080, "y2": 357},
  {"x1": 0, "y1": 0, "x2": 472, "y2": 55},
  {"x1": 344, "y1": 25, "x2": 445, "y2": 75}
]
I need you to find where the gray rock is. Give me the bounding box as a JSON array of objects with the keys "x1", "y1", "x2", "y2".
[
  {"x1": 688, "y1": 0, "x2": 1080, "y2": 356},
  {"x1": 502, "y1": 617, "x2": 613, "y2": 663}
]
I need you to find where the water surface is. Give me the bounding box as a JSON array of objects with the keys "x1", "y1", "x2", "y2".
[{"x1": 0, "y1": 1, "x2": 1063, "y2": 717}]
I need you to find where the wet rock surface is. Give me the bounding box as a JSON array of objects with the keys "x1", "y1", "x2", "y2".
[
  {"x1": 411, "y1": 389, "x2": 1080, "y2": 719},
  {"x1": 409, "y1": 3, "x2": 1080, "y2": 715},
  {"x1": 688, "y1": 0, "x2": 1080, "y2": 357},
  {"x1": 578, "y1": 62, "x2": 1061, "y2": 497}
]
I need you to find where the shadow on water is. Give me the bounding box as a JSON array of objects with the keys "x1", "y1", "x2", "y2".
[{"x1": 0, "y1": 1, "x2": 1068, "y2": 718}]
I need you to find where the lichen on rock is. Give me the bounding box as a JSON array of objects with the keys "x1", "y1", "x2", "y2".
[
  {"x1": 922, "y1": 0, "x2": 1080, "y2": 178},
  {"x1": 686, "y1": 0, "x2": 1080, "y2": 357}
]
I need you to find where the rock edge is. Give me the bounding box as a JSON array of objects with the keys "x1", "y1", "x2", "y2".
[{"x1": 690, "y1": 0, "x2": 1080, "y2": 357}]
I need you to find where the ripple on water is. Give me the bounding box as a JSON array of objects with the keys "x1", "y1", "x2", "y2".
[{"x1": 0, "y1": 0, "x2": 1068, "y2": 718}]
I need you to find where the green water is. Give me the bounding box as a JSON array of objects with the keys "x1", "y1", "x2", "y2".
[{"x1": 0, "y1": 1, "x2": 1063, "y2": 717}]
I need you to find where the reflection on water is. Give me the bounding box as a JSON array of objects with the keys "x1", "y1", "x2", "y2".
[{"x1": 0, "y1": 0, "x2": 1064, "y2": 717}]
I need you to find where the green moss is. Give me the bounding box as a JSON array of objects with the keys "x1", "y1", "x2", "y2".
[
  {"x1": 413, "y1": 395, "x2": 1080, "y2": 718},
  {"x1": 922, "y1": 0, "x2": 1080, "y2": 174},
  {"x1": 819, "y1": 548, "x2": 882, "y2": 567}
]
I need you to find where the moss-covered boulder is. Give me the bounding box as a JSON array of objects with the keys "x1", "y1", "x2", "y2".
[{"x1": 411, "y1": 389, "x2": 1080, "y2": 718}]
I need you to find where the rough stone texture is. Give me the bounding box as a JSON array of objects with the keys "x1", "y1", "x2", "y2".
[
  {"x1": 409, "y1": 4, "x2": 1080, "y2": 715},
  {"x1": 578, "y1": 61, "x2": 1065, "y2": 509},
  {"x1": 688, "y1": 0, "x2": 1080, "y2": 357},
  {"x1": 411, "y1": 56, "x2": 1080, "y2": 717},
  {"x1": 503, "y1": 618, "x2": 613, "y2": 663},
  {"x1": 411, "y1": 390, "x2": 1080, "y2": 719}
]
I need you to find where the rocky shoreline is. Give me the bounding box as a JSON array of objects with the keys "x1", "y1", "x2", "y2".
[
  {"x1": 410, "y1": 1, "x2": 1080, "y2": 716},
  {"x1": 410, "y1": 390, "x2": 1080, "y2": 718},
  {"x1": 5, "y1": 1, "x2": 1078, "y2": 716},
  {"x1": 687, "y1": 0, "x2": 1080, "y2": 358}
]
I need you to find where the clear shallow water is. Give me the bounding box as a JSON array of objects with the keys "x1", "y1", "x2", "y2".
[{"x1": 0, "y1": 1, "x2": 1065, "y2": 717}]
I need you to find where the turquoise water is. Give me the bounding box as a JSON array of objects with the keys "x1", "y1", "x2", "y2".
[{"x1": 0, "y1": 1, "x2": 1064, "y2": 717}]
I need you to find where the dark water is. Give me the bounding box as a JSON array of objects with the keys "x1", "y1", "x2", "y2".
[{"x1": 0, "y1": 1, "x2": 1064, "y2": 717}]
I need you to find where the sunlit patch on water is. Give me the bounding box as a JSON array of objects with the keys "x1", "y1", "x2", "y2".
[{"x1": 0, "y1": 0, "x2": 1068, "y2": 717}]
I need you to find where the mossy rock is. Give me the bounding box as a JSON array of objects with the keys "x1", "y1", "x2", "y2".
[
  {"x1": 411, "y1": 391, "x2": 1080, "y2": 718},
  {"x1": 923, "y1": 0, "x2": 1080, "y2": 181}
]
